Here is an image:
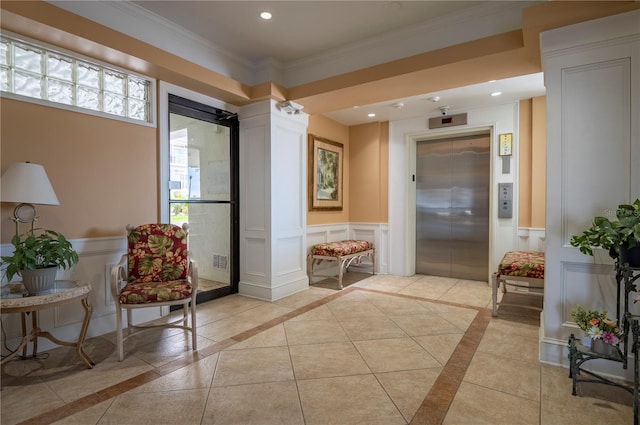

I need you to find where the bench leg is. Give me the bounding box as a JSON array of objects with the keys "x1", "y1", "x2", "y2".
[
  {"x1": 371, "y1": 249, "x2": 376, "y2": 276},
  {"x1": 338, "y1": 257, "x2": 345, "y2": 289}
]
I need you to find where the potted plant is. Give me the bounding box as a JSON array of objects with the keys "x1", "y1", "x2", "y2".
[
  {"x1": 571, "y1": 304, "x2": 624, "y2": 355},
  {"x1": 1, "y1": 229, "x2": 79, "y2": 295},
  {"x1": 570, "y1": 199, "x2": 640, "y2": 267}
]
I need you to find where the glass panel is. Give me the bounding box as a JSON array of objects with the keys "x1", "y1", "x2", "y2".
[
  {"x1": 77, "y1": 86, "x2": 100, "y2": 110},
  {"x1": 14, "y1": 44, "x2": 41, "y2": 72},
  {"x1": 13, "y1": 70, "x2": 42, "y2": 98},
  {"x1": 104, "y1": 70, "x2": 125, "y2": 95},
  {"x1": 104, "y1": 92, "x2": 125, "y2": 116},
  {"x1": 77, "y1": 63, "x2": 100, "y2": 89},
  {"x1": 169, "y1": 105, "x2": 235, "y2": 297},
  {"x1": 128, "y1": 77, "x2": 147, "y2": 100},
  {"x1": 47, "y1": 54, "x2": 72, "y2": 81},
  {"x1": 0, "y1": 67, "x2": 9, "y2": 91},
  {"x1": 169, "y1": 113, "x2": 231, "y2": 201},
  {"x1": 170, "y1": 202, "x2": 231, "y2": 292},
  {"x1": 128, "y1": 98, "x2": 147, "y2": 121},
  {"x1": 0, "y1": 40, "x2": 9, "y2": 66},
  {"x1": 47, "y1": 78, "x2": 73, "y2": 104}
]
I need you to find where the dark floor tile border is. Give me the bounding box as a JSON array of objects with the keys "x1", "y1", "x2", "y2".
[
  {"x1": 410, "y1": 308, "x2": 491, "y2": 425},
  {"x1": 16, "y1": 286, "x2": 488, "y2": 425}
]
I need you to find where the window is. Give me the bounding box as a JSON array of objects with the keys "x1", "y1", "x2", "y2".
[{"x1": 0, "y1": 34, "x2": 154, "y2": 124}]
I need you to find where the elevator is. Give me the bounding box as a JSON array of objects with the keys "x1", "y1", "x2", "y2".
[{"x1": 415, "y1": 133, "x2": 490, "y2": 281}]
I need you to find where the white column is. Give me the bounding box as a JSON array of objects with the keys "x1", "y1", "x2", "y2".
[
  {"x1": 540, "y1": 10, "x2": 640, "y2": 379},
  {"x1": 238, "y1": 100, "x2": 309, "y2": 301}
]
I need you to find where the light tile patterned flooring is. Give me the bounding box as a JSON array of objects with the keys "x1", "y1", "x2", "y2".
[{"x1": 0, "y1": 274, "x2": 634, "y2": 425}]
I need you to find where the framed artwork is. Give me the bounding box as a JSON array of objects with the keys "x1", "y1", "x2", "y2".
[{"x1": 308, "y1": 134, "x2": 343, "y2": 211}]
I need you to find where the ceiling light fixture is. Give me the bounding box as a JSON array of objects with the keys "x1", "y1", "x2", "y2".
[
  {"x1": 260, "y1": 11, "x2": 272, "y2": 20},
  {"x1": 427, "y1": 96, "x2": 440, "y2": 102},
  {"x1": 491, "y1": 91, "x2": 502, "y2": 97},
  {"x1": 368, "y1": 113, "x2": 376, "y2": 117},
  {"x1": 392, "y1": 102, "x2": 404, "y2": 109}
]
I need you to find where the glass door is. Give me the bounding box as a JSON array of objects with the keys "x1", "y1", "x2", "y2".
[{"x1": 168, "y1": 94, "x2": 238, "y2": 302}]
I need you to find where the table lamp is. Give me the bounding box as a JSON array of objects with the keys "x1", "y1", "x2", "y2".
[{"x1": 1, "y1": 162, "x2": 60, "y2": 235}]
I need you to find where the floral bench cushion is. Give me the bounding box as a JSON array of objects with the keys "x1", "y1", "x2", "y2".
[
  {"x1": 497, "y1": 251, "x2": 545, "y2": 279},
  {"x1": 310, "y1": 240, "x2": 373, "y2": 257}
]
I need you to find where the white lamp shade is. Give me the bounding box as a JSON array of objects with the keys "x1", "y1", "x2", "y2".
[{"x1": 1, "y1": 162, "x2": 60, "y2": 205}]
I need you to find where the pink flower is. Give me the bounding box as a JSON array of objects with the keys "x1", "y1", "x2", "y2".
[{"x1": 602, "y1": 332, "x2": 619, "y2": 345}]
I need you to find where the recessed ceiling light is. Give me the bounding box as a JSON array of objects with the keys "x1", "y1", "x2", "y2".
[
  {"x1": 491, "y1": 91, "x2": 502, "y2": 97},
  {"x1": 488, "y1": 80, "x2": 497, "y2": 83},
  {"x1": 368, "y1": 113, "x2": 376, "y2": 117},
  {"x1": 260, "y1": 11, "x2": 272, "y2": 20},
  {"x1": 427, "y1": 96, "x2": 440, "y2": 102}
]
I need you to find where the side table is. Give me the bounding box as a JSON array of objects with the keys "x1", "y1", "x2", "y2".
[{"x1": 0, "y1": 280, "x2": 95, "y2": 368}]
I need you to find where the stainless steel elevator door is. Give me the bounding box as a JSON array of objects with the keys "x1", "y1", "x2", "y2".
[{"x1": 416, "y1": 134, "x2": 490, "y2": 281}]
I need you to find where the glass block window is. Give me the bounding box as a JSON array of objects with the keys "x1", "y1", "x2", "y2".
[{"x1": 0, "y1": 35, "x2": 153, "y2": 124}]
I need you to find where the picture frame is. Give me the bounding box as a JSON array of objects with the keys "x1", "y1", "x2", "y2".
[{"x1": 308, "y1": 134, "x2": 343, "y2": 211}]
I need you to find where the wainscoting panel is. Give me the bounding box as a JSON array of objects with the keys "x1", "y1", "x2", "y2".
[
  {"x1": 306, "y1": 223, "x2": 388, "y2": 283},
  {"x1": 0, "y1": 235, "x2": 159, "y2": 356},
  {"x1": 517, "y1": 227, "x2": 546, "y2": 252}
]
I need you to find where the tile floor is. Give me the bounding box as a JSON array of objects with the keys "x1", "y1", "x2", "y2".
[{"x1": 0, "y1": 274, "x2": 634, "y2": 425}]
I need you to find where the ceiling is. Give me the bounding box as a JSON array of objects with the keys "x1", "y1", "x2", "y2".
[
  {"x1": 79, "y1": 1, "x2": 547, "y2": 125},
  {"x1": 131, "y1": 1, "x2": 485, "y2": 64}
]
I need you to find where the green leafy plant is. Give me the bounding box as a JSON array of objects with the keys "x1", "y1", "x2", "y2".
[
  {"x1": 1, "y1": 229, "x2": 79, "y2": 282},
  {"x1": 571, "y1": 305, "x2": 623, "y2": 346},
  {"x1": 570, "y1": 199, "x2": 640, "y2": 260}
]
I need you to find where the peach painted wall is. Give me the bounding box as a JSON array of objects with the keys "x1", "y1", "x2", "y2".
[
  {"x1": 0, "y1": 98, "x2": 158, "y2": 242},
  {"x1": 531, "y1": 96, "x2": 546, "y2": 228},
  {"x1": 518, "y1": 96, "x2": 546, "y2": 229},
  {"x1": 306, "y1": 115, "x2": 350, "y2": 225},
  {"x1": 519, "y1": 99, "x2": 533, "y2": 228},
  {"x1": 349, "y1": 122, "x2": 389, "y2": 223}
]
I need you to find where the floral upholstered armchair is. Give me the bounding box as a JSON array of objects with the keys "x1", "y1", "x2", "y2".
[{"x1": 110, "y1": 223, "x2": 198, "y2": 361}]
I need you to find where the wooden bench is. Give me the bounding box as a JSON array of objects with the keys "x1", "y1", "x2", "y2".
[
  {"x1": 492, "y1": 250, "x2": 545, "y2": 316},
  {"x1": 307, "y1": 240, "x2": 375, "y2": 289}
]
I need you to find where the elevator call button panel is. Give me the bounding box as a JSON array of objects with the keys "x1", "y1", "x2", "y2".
[{"x1": 498, "y1": 183, "x2": 513, "y2": 218}]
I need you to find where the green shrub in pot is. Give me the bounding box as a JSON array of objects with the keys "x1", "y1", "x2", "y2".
[
  {"x1": 570, "y1": 199, "x2": 640, "y2": 266},
  {"x1": 1, "y1": 229, "x2": 79, "y2": 283}
]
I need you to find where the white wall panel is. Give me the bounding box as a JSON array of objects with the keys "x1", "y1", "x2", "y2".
[
  {"x1": 244, "y1": 238, "x2": 267, "y2": 277},
  {"x1": 273, "y1": 126, "x2": 305, "y2": 231},
  {"x1": 541, "y1": 10, "x2": 639, "y2": 378},
  {"x1": 562, "y1": 59, "x2": 631, "y2": 243},
  {"x1": 276, "y1": 236, "x2": 304, "y2": 275},
  {"x1": 243, "y1": 125, "x2": 268, "y2": 232}
]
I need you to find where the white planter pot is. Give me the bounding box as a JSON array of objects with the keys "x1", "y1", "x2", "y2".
[{"x1": 20, "y1": 267, "x2": 57, "y2": 295}]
